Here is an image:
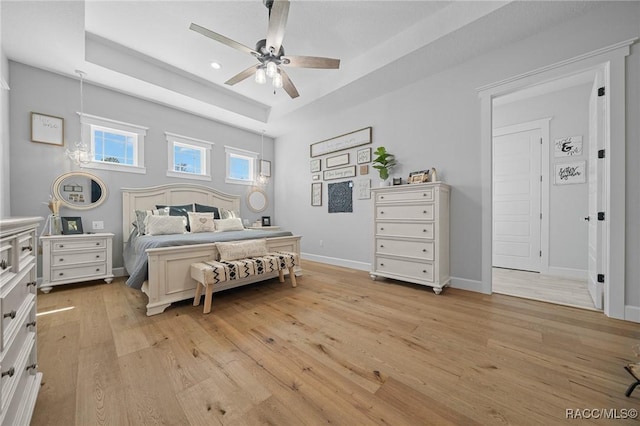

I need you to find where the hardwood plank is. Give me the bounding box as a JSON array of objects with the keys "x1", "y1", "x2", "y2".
[{"x1": 33, "y1": 262, "x2": 640, "y2": 425}]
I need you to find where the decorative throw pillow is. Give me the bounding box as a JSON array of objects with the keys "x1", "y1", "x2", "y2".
[
  {"x1": 134, "y1": 208, "x2": 169, "y2": 235},
  {"x1": 214, "y1": 218, "x2": 245, "y2": 232},
  {"x1": 219, "y1": 208, "x2": 241, "y2": 219},
  {"x1": 217, "y1": 239, "x2": 268, "y2": 261},
  {"x1": 156, "y1": 204, "x2": 194, "y2": 231},
  {"x1": 187, "y1": 212, "x2": 215, "y2": 233},
  {"x1": 194, "y1": 203, "x2": 221, "y2": 219},
  {"x1": 145, "y1": 215, "x2": 187, "y2": 236}
]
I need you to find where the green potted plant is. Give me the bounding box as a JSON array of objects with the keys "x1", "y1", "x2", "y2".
[{"x1": 372, "y1": 146, "x2": 397, "y2": 185}]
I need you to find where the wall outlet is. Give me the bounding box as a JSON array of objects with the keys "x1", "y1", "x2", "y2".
[{"x1": 92, "y1": 221, "x2": 104, "y2": 230}]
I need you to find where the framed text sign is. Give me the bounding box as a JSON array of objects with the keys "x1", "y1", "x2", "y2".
[
  {"x1": 324, "y1": 166, "x2": 356, "y2": 181},
  {"x1": 31, "y1": 112, "x2": 64, "y2": 146},
  {"x1": 555, "y1": 161, "x2": 586, "y2": 185},
  {"x1": 310, "y1": 127, "x2": 371, "y2": 157},
  {"x1": 554, "y1": 136, "x2": 583, "y2": 157}
]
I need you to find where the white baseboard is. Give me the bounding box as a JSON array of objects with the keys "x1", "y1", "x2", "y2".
[
  {"x1": 625, "y1": 305, "x2": 640, "y2": 323},
  {"x1": 300, "y1": 253, "x2": 370, "y2": 272},
  {"x1": 546, "y1": 266, "x2": 587, "y2": 280},
  {"x1": 449, "y1": 277, "x2": 484, "y2": 293}
]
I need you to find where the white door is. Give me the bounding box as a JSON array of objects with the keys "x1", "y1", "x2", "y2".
[
  {"x1": 587, "y1": 72, "x2": 605, "y2": 310},
  {"x1": 493, "y1": 127, "x2": 542, "y2": 272}
]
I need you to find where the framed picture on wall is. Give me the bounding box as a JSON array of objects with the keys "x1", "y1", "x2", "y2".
[
  {"x1": 260, "y1": 160, "x2": 272, "y2": 177},
  {"x1": 31, "y1": 112, "x2": 64, "y2": 146},
  {"x1": 311, "y1": 182, "x2": 322, "y2": 206},
  {"x1": 310, "y1": 159, "x2": 321, "y2": 173},
  {"x1": 554, "y1": 161, "x2": 586, "y2": 185}
]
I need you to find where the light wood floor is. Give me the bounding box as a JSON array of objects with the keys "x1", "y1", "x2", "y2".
[
  {"x1": 33, "y1": 261, "x2": 639, "y2": 425},
  {"x1": 492, "y1": 267, "x2": 597, "y2": 311}
]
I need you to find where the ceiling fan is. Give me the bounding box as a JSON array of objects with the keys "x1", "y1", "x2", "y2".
[{"x1": 190, "y1": 0, "x2": 340, "y2": 99}]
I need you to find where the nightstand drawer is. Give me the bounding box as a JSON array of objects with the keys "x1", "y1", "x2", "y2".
[
  {"x1": 53, "y1": 239, "x2": 106, "y2": 251},
  {"x1": 376, "y1": 222, "x2": 434, "y2": 239},
  {"x1": 377, "y1": 239, "x2": 434, "y2": 261},
  {"x1": 376, "y1": 257, "x2": 434, "y2": 282},
  {"x1": 51, "y1": 264, "x2": 106, "y2": 282},
  {"x1": 376, "y1": 188, "x2": 433, "y2": 203},
  {"x1": 52, "y1": 250, "x2": 106, "y2": 266},
  {"x1": 376, "y1": 204, "x2": 434, "y2": 220}
]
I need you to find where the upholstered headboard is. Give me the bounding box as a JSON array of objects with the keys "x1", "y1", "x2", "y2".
[{"x1": 121, "y1": 183, "x2": 241, "y2": 242}]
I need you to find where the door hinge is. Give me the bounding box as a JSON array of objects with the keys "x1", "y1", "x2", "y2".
[
  {"x1": 598, "y1": 149, "x2": 605, "y2": 159},
  {"x1": 598, "y1": 212, "x2": 605, "y2": 221},
  {"x1": 598, "y1": 87, "x2": 605, "y2": 97},
  {"x1": 540, "y1": 212, "x2": 542, "y2": 219},
  {"x1": 540, "y1": 138, "x2": 542, "y2": 145},
  {"x1": 540, "y1": 175, "x2": 543, "y2": 182},
  {"x1": 597, "y1": 274, "x2": 605, "y2": 283},
  {"x1": 539, "y1": 250, "x2": 542, "y2": 257}
]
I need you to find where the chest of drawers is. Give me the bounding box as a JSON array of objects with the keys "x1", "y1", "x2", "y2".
[
  {"x1": 0, "y1": 217, "x2": 42, "y2": 425},
  {"x1": 40, "y1": 233, "x2": 114, "y2": 293},
  {"x1": 370, "y1": 183, "x2": 450, "y2": 294}
]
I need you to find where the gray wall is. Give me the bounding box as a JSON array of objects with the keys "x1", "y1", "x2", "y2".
[
  {"x1": 273, "y1": 3, "x2": 640, "y2": 309},
  {"x1": 494, "y1": 83, "x2": 592, "y2": 273},
  {"x1": 1, "y1": 35, "x2": 10, "y2": 217},
  {"x1": 8, "y1": 62, "x2": 275, "y2": 273}
]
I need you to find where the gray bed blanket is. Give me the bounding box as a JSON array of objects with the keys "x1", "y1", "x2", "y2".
[{"x1": 124, "y1": 229, "x2": 293, "y2": 289}]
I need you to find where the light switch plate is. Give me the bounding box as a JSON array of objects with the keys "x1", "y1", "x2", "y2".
[{"x1": 92, "y1": 221, "x2": 104, "y2": 230}]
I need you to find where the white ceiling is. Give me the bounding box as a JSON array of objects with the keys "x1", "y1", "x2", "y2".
[{"x1": 2, "y1": 1, "x2": 606, "y2": 136}]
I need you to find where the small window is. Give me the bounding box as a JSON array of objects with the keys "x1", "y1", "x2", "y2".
[
  {"x1": 166, "y1": 133, "x2": 214, "y2": 181},
  {"x1": 225, "y1": 146, "x2": 258, "y2": 185},
  {"x1": 81, "y1": 114, "x2": 147, "y2": 174}
]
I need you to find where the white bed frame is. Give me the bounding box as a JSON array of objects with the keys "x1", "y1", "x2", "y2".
[{"x1": 122, "y1": 183, "x2": 301, "y2": 316}]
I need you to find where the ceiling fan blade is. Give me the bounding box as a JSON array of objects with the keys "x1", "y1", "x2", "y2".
[
  {"x1": 190, "y1": 23, "x2": 258, "y2": 56},
  {"x1": 279, "y1": 68, "x2": 299, "y2": 99},
  {"x1": 224, "y1": 65, "x2": 258, "y2": 86},
  {"x1": 282, "y1": 56, "x2": 340, "y2": 69},
  {"x1": 266, "y1": 0, "x2": 290, "y2": 54}
]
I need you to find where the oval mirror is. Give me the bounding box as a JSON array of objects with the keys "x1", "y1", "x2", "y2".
[
  {"x1": 52, "y1": 171, "x2": 108, "y2": 210},
  {"x1": 246, "y1": 188, "x2": 268, "y2": 213}
]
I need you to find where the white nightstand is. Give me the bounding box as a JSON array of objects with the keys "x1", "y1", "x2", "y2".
[
  {"x1": 248, "y1": 226, "x2": 281, "y2": 231},
  {"x1": 39, "y1": 233, "x2": 114, "y2": 293}
]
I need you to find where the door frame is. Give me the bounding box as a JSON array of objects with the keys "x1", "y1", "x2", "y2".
[
  {"x1": 478, "y1": 39, "x2": 634, "y2": 320},
  {"x1": 492, "y1": 118, "x2": 551, "y2": 275}
]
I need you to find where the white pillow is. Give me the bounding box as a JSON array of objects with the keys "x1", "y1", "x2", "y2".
[
  {"x1": 134, "y1": 208, "x2": 168, "y2": 235},
  {"x1": 145, "y1": 215, "x2": 187, "y2": 236},
  {"x1": 214, "y1": 218, "x2": 244, "y2": 232},
  {"x1": 219, "y1": 208, "x2": 241, "y2": 219},
  {"x1": 188, "y1": 212, "x2": 215, "y2": 233},
  {"x1": 217, "y1": 239, "x2": 268, "y2": 261}
]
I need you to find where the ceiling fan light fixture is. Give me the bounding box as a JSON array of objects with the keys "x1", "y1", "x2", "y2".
[
  {"x1": 266, "y1": 61, "x2": 278, "y2": 78},
  {"x1": 255, "y1": 67, "x2": 267, "y2": 84},
  {"x1": 272, "y1": 70, "x2": 283, "y2": 89}
]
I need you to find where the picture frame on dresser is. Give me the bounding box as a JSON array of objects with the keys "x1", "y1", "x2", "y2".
[{"x1": 61, "y1": 216, "x2": 83, "y2": 234}]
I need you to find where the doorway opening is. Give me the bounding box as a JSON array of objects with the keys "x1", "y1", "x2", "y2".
[{"x1": 491, "y1": 75, "x2": 599, "y2": 311}]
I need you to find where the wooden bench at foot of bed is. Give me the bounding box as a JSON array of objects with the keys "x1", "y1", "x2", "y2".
[{"x1": 191, "y1": 251, "x2": 298, "y2": 314}]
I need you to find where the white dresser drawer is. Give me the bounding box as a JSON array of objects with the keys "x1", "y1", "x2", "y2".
[
  {"x1": 1, "y1": 272, "x2": 33, "y2": 349},
  {"x1": 376, "y1": 257, "x2": 434, "y2": 282},
  {"x1": 16, "y1": 233, "x2": 35, "y2": 265},
  {"x1": 376, "y1": 204, "x2": 434, "y2": 220},
  {"x1": 376, "y1": 188, "x2": 433, "y2": 203},
  {"x1": 377, "y1": 239, "x2": 434, "y2": 261},
  {"x1": 3, "y1": 341, "x2": 37, "y2": 426},
  {"x1": 53, "y1": 238, "x2": 106, "y2": 251},
  {"x1": 0, "y1": 312, "x2": 36, "y2": 415},
  {"x1": 51, "y1": 263, "x2": 106, "y2": 282},
  {"x1": 376, "y1": 222, "x2": 434, "y2": 239},
  {"x1": 52, "y1": 250, "x2": 105, "y2": 266}
]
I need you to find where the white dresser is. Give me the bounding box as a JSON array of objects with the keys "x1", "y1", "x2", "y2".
[
  {"x1": 40, "y1": 232, "x2": 114, "y2": 293},
  {"x1": 370, "y1": 183, "x2": 450, "y2": 294},
  {"x1": 0, "y1": 217, "x2": 42, "y2": 425}
]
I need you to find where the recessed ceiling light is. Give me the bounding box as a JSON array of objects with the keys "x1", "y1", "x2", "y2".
[{"x1": 210, "y1": 62, "x2": 222, "y2": 70}]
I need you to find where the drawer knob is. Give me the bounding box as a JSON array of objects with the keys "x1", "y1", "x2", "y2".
[
  {"x1": 380, "y1": 263, "x2": 384, "y2": 266},
  {"x1": 22, "y1": 245, "x2": 32, "y2": 252},
  {"x1": 423, "y1": 193, "x2": 427, "y2": 197},
  {"x1": 423, "y1": 210, "x2": 427, "y2": 214},
  {"x1": 25, "y1": 364, "x2": 37, "y2": 372},
  {"x1": 26, "y1": 282, "x2": 37, "y2": 288},
  {"x1": 380, "y1": 196, "x2": 384, "y2": 199},
  {"x1": 1, "y1": 367, "x2": 15, "y2": 378},
  {"x1": 380, "y1": 245, "x2": 384, "y2": 248},
  {"x1": 60, "y1": 245, "x2": 64, "y2": 248},
  {"x1": 96, "y1": 268, "x2": 100, "y2": 272},
  {"x1": 59, "y1": 258, "x2": 64, "y2": 262},
  {"x1": 96, "y1": 255, "x2": 100, "y2": 258},
  {"x1": 59, "y1": 272, "x2": 64, "y2": 276},
  {"x1": 26, "y1": 321, "x2": 36, "y2": 329},
  {"x1": 96, "y1": 242, "x2": 100, "y2": 246},
  {"x1": 380, "y1": 228, "x2": 384, "y2": 231},
  {"x1": 3, "y1": 310, "x2": 16, "y2": 320},
  {"x1": 422, "y1": 249, "x2": 427, "y2": 252},
  {"x1": 0, "y1": 260, "x2": 7, "y2": 270},
  {"x1": 423, "y1": 229, "x2": 427, "y2": 233},
  {"x1": 423, "y1": 270, "x2": 427, "y2": 274},
  {"x1": 380, "y1": 211, "x2": 384, "y2": 214}
]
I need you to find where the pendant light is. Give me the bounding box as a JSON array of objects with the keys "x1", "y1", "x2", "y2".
[{"x1": 65, "y1": 70, "x2": 92, "y2": 165}]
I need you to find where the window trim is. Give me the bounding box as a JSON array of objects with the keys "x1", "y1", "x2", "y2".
[
  {"x1": 80, "y1": 113, "x2": 147, "y2": 174},
  {"x1": 225, "y1": 145, "x2": 258, "y2": 185},
  {"x1": 165, "y1": 132, "x2": 214, "y2": 181}
]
